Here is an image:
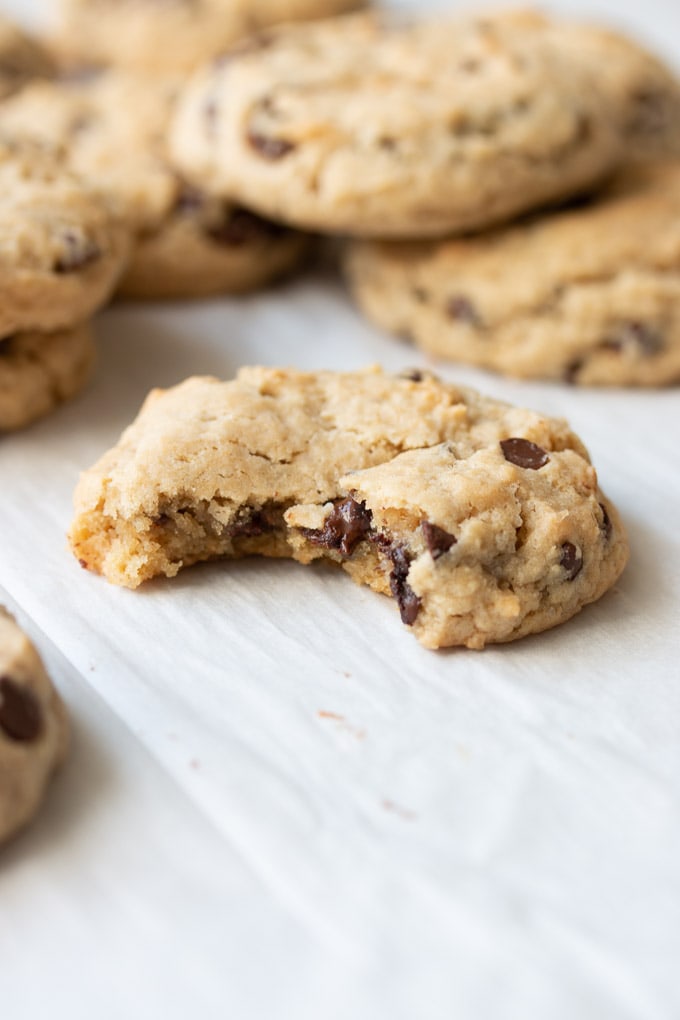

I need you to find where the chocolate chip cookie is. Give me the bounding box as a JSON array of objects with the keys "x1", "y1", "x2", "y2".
[
  {"x1": 69, "y1": 367, "x2": 628, "y2": 650},
  {"x1": 346, "y1": 161, "x2": 680, "y2": 386},
  {"x1": 0, "y1": 137, "x2": 130, "y2": 335},
  {"x1": 169, "y1": 10, "x2": 675, "y2": 239},
  {"x1": 56, "y1": 0, "x2": 365, "y2": 73},
  {"x1": 0, "y1": 608, "x2": 69, "y2": 846},
  {"x1": 0, "y1": 324, "x2": 95, "y2": 432},
  {"x1": 0, "y1": 74, "x2": 308, "y2": 300},
  {"x1": 0, "y1": 13, "x2": 54, "y2": 100}
]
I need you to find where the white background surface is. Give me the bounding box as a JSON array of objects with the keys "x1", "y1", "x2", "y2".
[{"x1": 1, "y1": 2, "x2": 679, "y2": 1018}]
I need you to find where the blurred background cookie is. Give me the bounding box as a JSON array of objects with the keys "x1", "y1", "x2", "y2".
[
  {"x1": 345, "y1": 161, "x2": 680, "y2": 386},
  {"x1": 54, "y1": 0, "x2": 367, "y2": 73},
  {"x1": 0, "y1": 72, "x2": 310, "y2": 300},
  {"x1": 0, "y1": 324, "x2": 95, "y2": 432},
  {"x1": 169, "y1": 10, "x2": 678, "y2": 239}
]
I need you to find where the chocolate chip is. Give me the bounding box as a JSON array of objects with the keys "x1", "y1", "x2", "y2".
[
  {"x1": 230, "y1": 511, "x2": 274, "y2": 539},
  {"x1": 0, "y1": 677, "x2": 43, "y2": 743},
  {"x1": 446, "y1": 295, "x2": 482, "y2": 327},
  {"x1": 247, "y1": 132, "x2": 295, "y2": 160},
  {"x1": 207, "y1": 207, "x2": 284, "y2": 246},
  {"x1": 601, "y1": 322, "x2": 664, "y2": 357},
  {"x1": 174, "y1": 184, "x2": 206, "y2": 214},
  {"x1": 564, "y1": 358, "x2": 583, "y2": 385},
  {"x1": 422, "y1": 521, "x2": 457, "y2": 560},
  {"x1": 303, "y1": 498, "x2": 372, "y2": 557},
  {"x1": 0, "y1": 335, "x2": 16, "y2": 357},
  {"x1": 398, "y1": 368, "x2": 424, "y2": 382},
  {"x1": 55, "y1": 231, "x2": 101, "y2": 273},
  {"x1": 560, "y1": 542, "x2": 583, "y2": 581},
  {"x1": 629, "y1": 88, "x2": 670, "y2": 137},
  {"x1": 389, "y1": 546, "x2": 421, "y2": 626},
  {"x1": 501, "y1": 438, "x2": 550, "y2": 470},
  {"x1": 598, "y1": 503, "x2": 612, "y2": 542}
]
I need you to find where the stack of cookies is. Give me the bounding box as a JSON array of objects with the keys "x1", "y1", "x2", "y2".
[
  {"x1": 0, "y1": 70, "x2": 311, "y2": 301},
  {"x1": 166, "y1": 9, "x2": 680, "y2": 386},
  {"x1": 0, "y1": 138, "x2": 129, "y2": 431}
]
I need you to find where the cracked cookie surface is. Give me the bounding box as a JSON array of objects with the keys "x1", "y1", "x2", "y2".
[
  {"x1": 70, "y1": 366, "x2": 628, "y2": 649},
  {"x1": 0, "y1": 608, "x2": 69, "y2": 846},
  {"x1": 0, "y1": 324, "x2": 95, "y2": 432},
  {"x1": 346, "y1": 161, "x2": 680, "y2": 386},
  {"x1": 0, "y1": 74, "x2": 309, "y2": 300},
  {"x1": 56, "y1": 0, "x2": 365, "y2": 73},
  {"x1": 169, "y1": 10, "x2": 665, "y2": 239},
  {"x1": 0, "y1": 137, "x2": 130, "y2": 334}
]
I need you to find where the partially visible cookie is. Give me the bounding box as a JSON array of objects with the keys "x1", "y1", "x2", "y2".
[
  {"x1": 0, "y1": 323, "x2": 95, "y2": 431},
  {"x1": 55, "y1": 0, "x2": 366, "y2": 73},
  {"x1": 0, "y1": 74, "x2": 309, "y2": 301},
  {"x1": 0, "y1": 608, "x2": 69, "y2": 846},
  {"x1": 169, "y1": 11, "x2": 661, "y2": 239},
  {"x1": 119, "y1": 196, "x2": 308, "y2": 300},
  {"x1": 556, "y1": 23, "x2": 680, "y2": 156},
  {"x1": 346, "y1": 161, "x2": 680, "y2": 387},
  {"x1": 0, "y1": 14, "x2": 54, "y2": 100},
  {"x1": 69, "y1": 367, "x2": 628, "y2": 650},
  {"x1": 0, "y1": 137, "x2": 131, "y2": 335}
]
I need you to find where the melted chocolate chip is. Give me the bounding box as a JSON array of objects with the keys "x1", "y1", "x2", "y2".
[
  {"x1": 446, "y1": 295, "x2": 482, "y2": 327},
  {"x1": 560, "y1": 542, "x2": 583, "y2": 581},
  {"x1": 601, "y1": 322, "x2": 664, "y2": 357},
  {"x1": 389, "y1": 546, "x2": 421, "y2": 626},
  {"x1": 0, "y1": 335, "x2": 16, "y2": 357},
  {"x1": 303, "y1": 498, "x2": 372, "y2": 557},
  {"x1": 247, "y1": 132, "x2": 295, "y2": 160},
  {"x1": 0, "y1": 677, "x2": 43, "y2": 743},
  {"x1": 207, "y1": 208, "x2": 284, "y2": 246},
  {"x1": 501, "y1": 438, "x2": 550, "y2": 470},
  {"x1": 599, "y1": 503, "x2": 612, "y2": 542},
  {"x1": 230, "y1": 511, "x2": 274, "y2": 539},
  {"x1": 55, "y1": 231, "x2": 101, "y2": 273},
  {"x1": 422, "y1": 521, "x2": 457, "y2": 560}
]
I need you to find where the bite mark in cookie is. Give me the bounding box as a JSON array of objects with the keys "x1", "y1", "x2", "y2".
[{"x1": 69, "y1": 367, "x2": 629, "y2": 650}]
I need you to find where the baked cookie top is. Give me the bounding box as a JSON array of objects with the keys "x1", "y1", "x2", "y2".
[
  {"x1": 0, "y1": 608, "x2": 69, "y2": 845},
  {"x1": 346, "y1": 161, "x2": 680, "y2": 386},
  {"x1": 0, "y1": 14, "x2": 54, "y2": 100},
  {"x1": 70, "y1": 367, "x2": 628, "y2": 649},
  {"x1": 169, "y1": 10, "x2": 670, "y2": 238},
  {"x1": 0, "y1": 72, "x2": 308, "y2": 299},
  {"x1": 55, "y1": 0, "x2": 366, "y2": 73},
  {"x1": 0, "y1": 137, "x2": 131, "y2": 334}
]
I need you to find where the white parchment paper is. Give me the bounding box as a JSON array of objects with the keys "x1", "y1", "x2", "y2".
[{"x1": 1, "y1": 2, "x2": 679, "y2": 1018}]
